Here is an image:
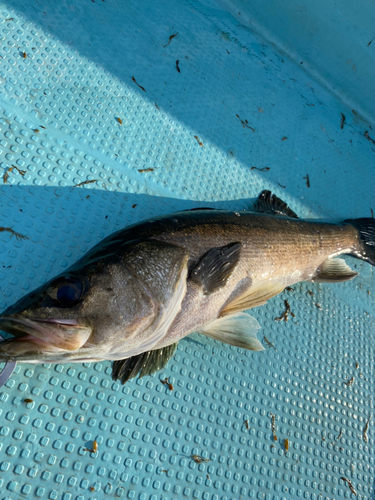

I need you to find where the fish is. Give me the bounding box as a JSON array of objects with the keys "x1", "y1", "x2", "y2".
[{"x1": 0, "y1": 190, "x2": 374, "y2": 384}]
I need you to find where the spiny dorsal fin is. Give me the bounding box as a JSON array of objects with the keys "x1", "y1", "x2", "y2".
[
  {"x1": 198, "y1": 312, "x2": 264, "y2": 351},
  {"x1": 111, "y1": 343, "x2": 178, "y2": 384},
  {"x1": 255, "y1": 190, "x2": 299, "y2": 218},
  {"x1": 313, "y1": 258, "x2": 358, "y2": 283},
  {"x1": 190, "y1": 242, "x2": 241, "y2": 294}
]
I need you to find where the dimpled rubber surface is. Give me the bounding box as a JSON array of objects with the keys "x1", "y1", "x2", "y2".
[{"x1": 0, "y1": 1, "x2": 374, "y2": 499}]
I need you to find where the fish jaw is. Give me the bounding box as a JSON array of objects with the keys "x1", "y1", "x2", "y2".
[{"x1": 0, "y1": 315, "x2": 92, "y2": 362}]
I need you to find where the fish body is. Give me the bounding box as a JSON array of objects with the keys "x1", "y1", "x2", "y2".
[
  {"x1": 150, "y1": 211, "x2": 360, "y2": 347},
  {"x1": 0, "y1": 191, "x2": 374, "y2": 383}
]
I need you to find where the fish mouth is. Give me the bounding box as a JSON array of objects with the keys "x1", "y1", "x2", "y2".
[{"x1": 0, "y1": 316, "x2": 92, "y2": 354}]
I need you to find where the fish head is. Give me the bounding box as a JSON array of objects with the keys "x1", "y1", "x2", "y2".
[
  {"x1": 0, "y1": 255, "x2": 158, "y2": 363},
  {"x1": 0, "y1": 272, "x2": 92, "y2": 352}
]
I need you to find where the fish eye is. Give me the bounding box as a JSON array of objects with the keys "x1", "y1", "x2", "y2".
[{"x1": 47, "y1": 276, "x2": 85, "y2": 307}]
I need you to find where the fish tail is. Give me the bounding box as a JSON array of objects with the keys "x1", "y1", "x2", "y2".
[{"x1": 344, "y1": 218, "x2": 375, "y2": 265}]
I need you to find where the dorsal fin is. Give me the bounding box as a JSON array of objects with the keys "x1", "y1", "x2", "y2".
[
  {"x1": 111, "y1": 343, "x2": 178, "y2": 384},
  {"x1": 255, "y1": 190, "x2": 299, "y2": 218}
]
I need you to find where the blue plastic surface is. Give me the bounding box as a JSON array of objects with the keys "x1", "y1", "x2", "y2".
[
  {"x1": 217, "y1": 0, "x2": 375, "y2": 126},
  {"x1": 0, "y1": 1, "x2": 373, "y2": 499}
]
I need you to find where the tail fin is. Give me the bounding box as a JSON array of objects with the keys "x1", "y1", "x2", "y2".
[{"x1": 344, "y1": 218, "x2": 375, "y2": 265}]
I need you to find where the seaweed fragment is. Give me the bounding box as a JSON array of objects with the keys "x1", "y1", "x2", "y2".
[
  {"x1": 269, "y1": 412, "x2": 277, "y2": 441},
  {"x1": 3, "y1": 165, "x2": 26, "y2": 183},
  {"x1": 0, "y1": 227, "x2": 28, "y2": 241},
  {"x1": 194, "y1": 135, "x2": 203, "y2": 147},
  {"x1": 340, "y1": 113, "x2": 346, "y2": 129},
  {"x1": 163, "y1": 32, "x2": 178, "y2": 48},
  {"x1": 191, "y1": 455, "x2": 209, "y2": 463},
  {"x1": 344, "y1": 376, "x2": 355, "y2": 387},
  {"x1": 74, "y1": 179, "x2": 98, "y2": 187},
  {"x1": 275, "y1": 299, "x2": 295, "y2": 322},
  {"x1": 131, "y1": 76, "x2": 146, "y2": 92},
  {"x1": 236, "y1": 114, "x2": 255, "y2": 132},
  {"x1": 160, "y1": 377, "x2": 173, "y2": 391},
  {"x1": 341, "y1": 477, "x2": 357, "y2": 496},
  {"x1": 364, "y1": 131, "x2": 375, "y2": 145},
  {"x1": 363, "y1": 415, "x2": 371, "y2": 443},
  {"x1": 263, "y1": 336, "x2": 276, "y2": 350}
]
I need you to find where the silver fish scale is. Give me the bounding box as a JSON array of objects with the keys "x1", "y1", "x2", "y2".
[
  {"x1": 0, "y1": 0, "x2": 373, "y2": 500},
  {"x1": 122, "y1": 240, "x2": 189, "y2": 303}
]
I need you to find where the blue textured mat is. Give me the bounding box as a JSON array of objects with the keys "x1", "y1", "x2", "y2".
[{"x1": 0, "y1": 1, "x2": 374, "y2": 499}]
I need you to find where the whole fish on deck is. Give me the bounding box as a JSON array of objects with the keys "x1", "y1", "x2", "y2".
[{"x1": 0, "y1": 191, "x2": 374, "y2": 383}]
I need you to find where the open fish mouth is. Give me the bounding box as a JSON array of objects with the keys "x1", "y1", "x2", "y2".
[{"x1": 0, "y1": 316, "x2": 92, "y2": 352}]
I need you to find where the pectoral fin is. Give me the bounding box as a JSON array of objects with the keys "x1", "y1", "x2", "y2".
[
  {"x1": 198, "y1": 313, "x2": 264, "y2": 351},
  {"x1": 313, "y1": 258, "x2": 358, "y2": 283},
  {"x1": 190, "y1": 242, "x2": 242, "y2": 294},
  {"x1": 111, "y1": 342, "x2": 178, "y2": 384}
]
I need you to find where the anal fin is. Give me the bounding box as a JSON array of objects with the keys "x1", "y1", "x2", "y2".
[
  {"x1": 313, "y1": 258, "x2": 358, "y2": 283},
  {"x1": 198, "y1": 313, "x2": 264, "y2": 351},
  {"x1": 220, "y1": 280, "x2": 286, "y2": 317},
  {"x1": 112, "y1": 343, "x2": 178, "y2": 384}
]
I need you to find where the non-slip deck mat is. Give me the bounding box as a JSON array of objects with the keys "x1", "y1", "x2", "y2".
[{"x1": 0, "y1": 1, "x2": 374, "y2": 499}]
